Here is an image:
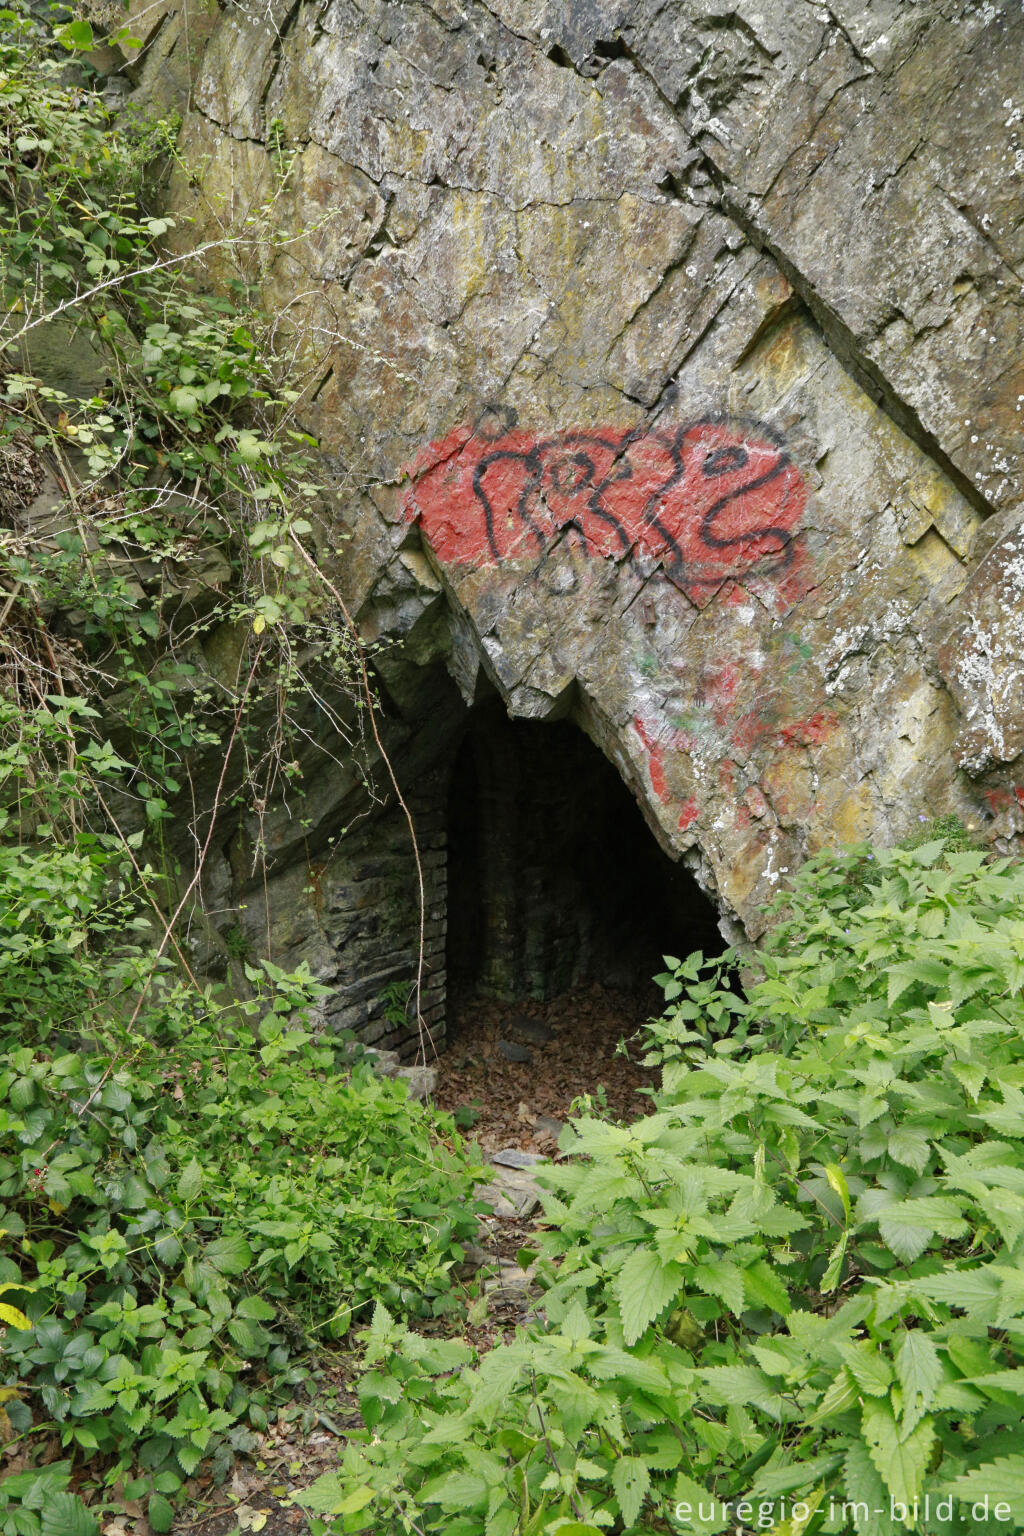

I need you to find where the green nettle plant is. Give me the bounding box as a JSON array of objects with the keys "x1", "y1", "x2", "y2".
[{"x1": 307, "y1": 842, "x2": 1024, "y2": 1536}]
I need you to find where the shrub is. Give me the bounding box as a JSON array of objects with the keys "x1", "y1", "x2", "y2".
[
  {"x1": 308, "y1": 840, "x2": 1024, "y2": 1536},
  {"x1": 0, "y1": 950, "x2": 484, "y2": 1524}
]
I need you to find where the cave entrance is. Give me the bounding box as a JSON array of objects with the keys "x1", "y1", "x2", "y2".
[{"x1": 440, "y1": 701, "x2": 724, "y2": 1144}]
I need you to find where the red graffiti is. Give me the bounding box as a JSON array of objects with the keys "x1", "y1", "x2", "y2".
[
  {"x1": 984, "y1": 786, "x2": 1024, "y2": 814},
  {"x1": 632, "y1": 716, "x2": 670, "y2": 804},
  {"x1": 632, "y1": 700, "x2": 839, "y2": 832},
  {"x1": 776, "y1": 710, "x2": 837, "y2": 749},
  {"x1": 403, "y1": 415, "x2": 808, "y2": 605}
]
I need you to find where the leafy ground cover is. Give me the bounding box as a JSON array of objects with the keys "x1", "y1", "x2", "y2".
[
  {"x1": 308, "y1": 840, "x2": 1024, "y2": 1536},
  {"x1": 435, "y1": 984, "x2": 657, "y2": 1155},
  {"x1": 0, "y1": 861, "x2": 486, "y2": 1531}
]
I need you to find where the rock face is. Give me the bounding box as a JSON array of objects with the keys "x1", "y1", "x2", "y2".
[{"x1": 132, "y1": 0, "x2": 1024, "y2": 1050}]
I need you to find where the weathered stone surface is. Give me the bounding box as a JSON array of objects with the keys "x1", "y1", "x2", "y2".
[
  {"x1": 507, "y1": 1016, "x2": 554, "y2": 1045},
  {"x1": 134, "y1": 0, "x2": 1024, "y2": 1044},
  {"x1": 497, "y1": 1040, "x2": 532, "y2": 1063},
  {"x1": 490, "y1": 1148, "x2": 546, "y2": 1169},
  {"x1": 395, "y1": 1064, "x2": 439, "y2": 1101},
  {"x1": 940, "y1": 518, "x2": 1024, "y2": 779}
]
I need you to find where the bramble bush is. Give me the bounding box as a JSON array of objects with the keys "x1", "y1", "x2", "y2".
[{"x1": 307, "y1": 840, "x2": 1024, "y2": 1536}]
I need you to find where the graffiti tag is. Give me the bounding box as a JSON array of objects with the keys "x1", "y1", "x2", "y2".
[{"x1": 402, "y1": 415, "x2": 808, "y2": 606}]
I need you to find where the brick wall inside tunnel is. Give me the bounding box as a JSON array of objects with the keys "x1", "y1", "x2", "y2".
[{"x1": 444, "y1": 700, "x2": 725, "y2": 1025}]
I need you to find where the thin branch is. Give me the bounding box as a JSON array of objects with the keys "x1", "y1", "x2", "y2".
[{"x1": 288, "y1": 531, "x2": 434, "y2": 1063}]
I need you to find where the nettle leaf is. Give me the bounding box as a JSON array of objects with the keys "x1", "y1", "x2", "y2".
[
  {"x1": 979, "y1": 1084, "x2": 1024, "y2": 1138},
  {"x1": 235, "y1": 1294, "x2": 276, "y2": 1321},
  {"x1": 861, "y1": 1402, "x2": 934, "y2": 1506},
  {"x1": 824, "y1": 1163, "x2": 852, "y2": 1222},
  {"x1": 913, "y1": 1265, "x2": 1000, "y2": 1313},
  {"x1": 895, "y1": 1331, "x2": 941, "y2": 1430},
  {"x1": 698, "y1": 1365, "x2": 780, "y2": 1410},
  {"x1": 821, "y1": 1231, "x2": 848, "y2": 1294},
  {"x1": 945, "y1": 1455, "x2": 1024, "y2": 1519},
  {"x1": 612, "y1": 1455, "x2": 650, "y2": 1527},
  {"x1": 885, "y1": 1128, "x2": 931, "y2": 1175},
  {"x1": 876, "y1": 1195, "x2": 967, "y2": 1263},
  {"x1": 950, "y1": 1060, "x2": 987, "y2": 1101},
  {"x1": 813, "y1": 1365, "x2": 858, "y2": 1422},
  {"x1": 743, "y1": 1259, "x2": 791, "y2": 1315},
  {"x1": 670, "y1": 1474, "x2": 723, "y2": 1535},
  {"x1": 843, "y1": 1440, "x2": 890, "y2": 1533},
  {"x1": 841, "y1": 1342, "x2": 893, "y2": 1398},
  {"x1": 204, "y1": 1232, "x2": 252, "y2": 1276},
  {"x1": 176, "y1": 1158, "x2": 203, "y2": 1203},
  {"x1": 40, "y1": 1494, "x2": 98, "y2": 1536},
  {"x1": 692, "y1": 1259, "x2": 745, "y2": 1316},
  {"x1": 420, "y1": 1471, "x2": 489, "y2": 1509},
  {"x1": 614, "y1": 1248, "x2": 683, "y2": 1345}
]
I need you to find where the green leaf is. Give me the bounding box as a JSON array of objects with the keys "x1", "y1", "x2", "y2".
[
  {"x1": 235, "y1": 1294, "x2": 276, "y2": 1321},
  {"x1": 420, "y1": 1471, "x2": 488, "y2": 1509},
  {"x1": 692, "y1": 1259, "x2": 745, "y2": 1315},
  {"x1": 945, "y1": 1455, "x2": 1024, "y2": 1519},
  {"x1": 698, "y1": 1364, "x2": 779, "y2": 1408},
  {"x1": 743, "y1": 1259, "x2": 791, "y2": 1314},
  {"x1": 227, "y1": 1316, "x2": 263, "y2": 1356},
  {"x1": 177, "y1": 1442, "x2": 203, "y2": 1475},
  {"x1": 147, "y1": 1494, "x2": 174, "y2": 1534},
  {"x1": 55, "y1": 18, "x2": 94, "y2": 49},
  {"x1": 205, "y1": 1232, "x2": 252, "y2": 1275},
  {"x1": 614, "y1": 1247, "x2": 683, "y2": 1345},
  {"x1": 812, "y1": 1365, "x2": 858, "y2": 1422},
  {"x1": 861, "y1": 1402, "x2": 934, "y2": 1506},
  {"x1": 821, "y1": 1231, "x2": 848, "y2": 1294},
  {"x1": 895, "y1": 1331, "x2": 941, "y2": 1429},
  {"x1": 40, "y1": 1495, "x2": 97, "y2": 1536},
  {"x1": 843, "y1": 1439, "x2": 893, "y2": 1535},
  {"x1": 842, "y1": 1341, "x2": 893, "y2": 1398},
  {"x1": 176, "y1": 1158, "x2": 203, "y2": 1203},
  {"x1": 296, "y1": 1473, "x2": 351, "y2": 1514},
  {"x1": 765, "y1": 1488, "x2": 823, "y2": 1535},
  {"x1": 671, "y1": 1474, "x2": 728, "y2": 1535},
  {"x1": 885, "y1": 1128, "x2": 930, "y2": 1175},
  {"x1": 824, "y1": 1163, "x2": 851, "y2": 1222},
  {"x1": 612, "y1": 1455, "x2": 650, "y2": 1527}
]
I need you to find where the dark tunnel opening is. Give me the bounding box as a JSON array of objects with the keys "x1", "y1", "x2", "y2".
[{"x1": 445, "y1": 700, "x2": 724, "y2": 1034}]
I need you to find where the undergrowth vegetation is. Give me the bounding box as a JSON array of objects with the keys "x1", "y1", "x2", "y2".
[
  {"x1": 0, "y1": 980, "x2": 482, "y2": 1530},
  {"x1": 0, "y1": 9, "x2": 482, "y2": 1530},
  {"x1": 310, "y1": 841, "x2": 1024, "y2": 1536}
]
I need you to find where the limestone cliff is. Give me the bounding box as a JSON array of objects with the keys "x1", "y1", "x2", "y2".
[{"x1": 129, "y1": 0, "x2": 1024, "y2": 1048}]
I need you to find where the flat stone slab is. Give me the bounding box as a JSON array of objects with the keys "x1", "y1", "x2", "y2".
[
  {"x1": 506, "y1": 1016, "x2": 554, "y2": 1045},
  {"x1": 475, "y1": 1163, "x2": 542, "y2": 1219},
  {"x1": 490, "y1": 1148, "x2": 546, "y2": 1168},
  {"x1": 497, "y1": 1040, "x2": 531, "y2": 1063}
]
